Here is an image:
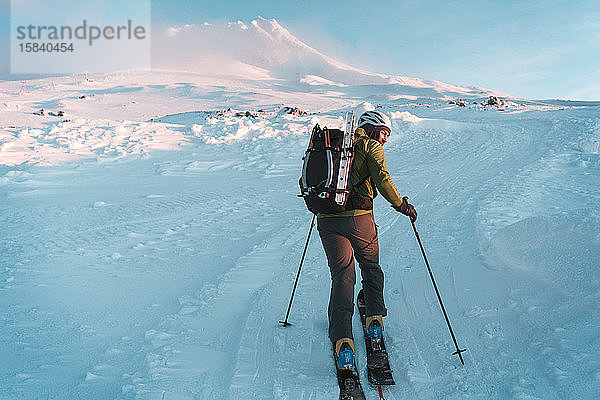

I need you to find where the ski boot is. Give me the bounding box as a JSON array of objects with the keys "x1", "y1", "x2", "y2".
[
  {"x1": 366, "y1": 315, "x2": 384, "y2": 352},
  {"x1": 333, "y1": 338, "x2": 365, "y2": 399},
  {"x1": 335, "y1": 338, "x2": 356, "y2": 371}
]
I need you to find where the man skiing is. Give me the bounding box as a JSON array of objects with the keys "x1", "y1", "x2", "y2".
[{"x1": 316, "y1": 110, "x2": 417, "y2": 380}]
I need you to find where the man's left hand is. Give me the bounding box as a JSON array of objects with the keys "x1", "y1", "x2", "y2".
[{"x1": 394, "y1": 196, "x2": 417, "y2": 222}]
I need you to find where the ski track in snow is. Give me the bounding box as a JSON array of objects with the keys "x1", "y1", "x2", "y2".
[{"x1": 138, "y1": 219, "x2": 304, "y2": 399}]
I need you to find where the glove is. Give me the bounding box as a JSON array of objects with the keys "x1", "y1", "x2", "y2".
[{"x1": 393, "y1": 196, "x2": 417, "y2": 222}]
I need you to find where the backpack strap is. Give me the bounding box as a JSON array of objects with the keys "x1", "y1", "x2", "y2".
[
  {"x1": 352, "y1": 136, "x2": 378, "y2": 198},
  {"x1": 351, "y1": 136, "x2": 373, "y2": 191},
  {"x1": 354, "y1": 174, "x2": 371, "y2": 190}
]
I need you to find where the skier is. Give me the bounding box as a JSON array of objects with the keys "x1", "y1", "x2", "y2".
[{"x1": 316, "y1": 110, "x2": 417, "y2": 375}]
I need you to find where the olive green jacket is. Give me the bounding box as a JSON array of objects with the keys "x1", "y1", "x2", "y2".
[{"x1": 318, "y1": 128, "x2": 404, "y2": 217}]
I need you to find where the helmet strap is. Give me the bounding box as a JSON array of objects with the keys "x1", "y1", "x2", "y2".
[{"x1": 362, "y1": 124, "x2": 377, "y2": 139}]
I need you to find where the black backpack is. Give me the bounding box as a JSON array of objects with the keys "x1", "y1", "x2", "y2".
[{"x1": 299, "y1": 113, "x2": 373, "y2": 215}]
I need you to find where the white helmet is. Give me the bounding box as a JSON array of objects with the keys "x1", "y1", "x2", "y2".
[{"x1": 357, "y1": 111, "x2": 392, "y2": 131}]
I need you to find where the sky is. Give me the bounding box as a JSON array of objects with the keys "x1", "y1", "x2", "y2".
[{"x1": 1, "y1": 0, "x2": 599, "y2": 100}]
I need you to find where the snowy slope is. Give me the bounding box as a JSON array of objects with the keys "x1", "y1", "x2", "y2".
[{"x1": 1, "y1": 17, "x2": 600, "y2": 400}]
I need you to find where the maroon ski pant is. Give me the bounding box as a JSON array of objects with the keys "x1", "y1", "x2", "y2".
[{"x1": 317, "y1": 212, "x2": 387, "y2": 343}]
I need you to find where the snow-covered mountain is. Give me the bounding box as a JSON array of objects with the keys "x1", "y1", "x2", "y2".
[
  {"x1": 155, "y1": 17, "x2": 506, "y2": 99},
  {"x1": 1, "y1": 17, "x2": 599, "y2": 400}
]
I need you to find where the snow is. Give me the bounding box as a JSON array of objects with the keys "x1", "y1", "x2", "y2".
[
  {"x1": 390, "y1": 111, "x2": 423, "y2": 122},
  {"x1": 300, "y1": 75, "x2": 346, "y2": 87},
  {"x1": 0, "y1": 119, "x2": 185, "y2": 166},
  {"x1": 1, "y1": 17, "x2": 599, "y2": 400}
]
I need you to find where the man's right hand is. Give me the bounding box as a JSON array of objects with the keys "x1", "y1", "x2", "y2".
[{"x1": 394, "y1": 196, "x2": 417, "y2": 222}]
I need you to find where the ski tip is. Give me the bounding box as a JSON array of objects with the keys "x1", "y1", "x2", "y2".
[{"x1": 278, "y1": 320, "x2": 292, "y2": 327}]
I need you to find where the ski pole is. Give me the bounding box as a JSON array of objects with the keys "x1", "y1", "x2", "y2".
[
  {"x1": 410, "y1": 219, "x2": 467, "y2": 365},
  {"x1": 279, "y1": 214, "x2": 316, "y2": 327}
]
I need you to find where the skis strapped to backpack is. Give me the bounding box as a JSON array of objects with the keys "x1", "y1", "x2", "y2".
[
  {"x1": 357, "y1": 289, "x2": 395, "y2": 387},
  {"x1": 334, "y1": 112, "x2": 355, "y2": 205},
  {"x1": 299, "y1": 112, "x2": 357, "y2": 214}
]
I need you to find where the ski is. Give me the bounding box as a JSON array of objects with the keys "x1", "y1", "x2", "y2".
[
  {"x1": 333, "y1": 346, "x2": 366, "y2": 400},
  {"x1": 334, "y1": 111, "x2": 355, "y2": 205},
  {"x1": 357, "y1": 289, "x2": 396, "y2": 386}
]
